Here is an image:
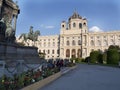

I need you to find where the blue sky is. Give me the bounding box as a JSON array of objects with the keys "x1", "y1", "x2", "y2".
[{"x1": 13, "y1": 0, "x2": 120, "y2": 36}]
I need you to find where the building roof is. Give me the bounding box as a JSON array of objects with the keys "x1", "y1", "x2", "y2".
[{"x1": 69, "y1": 11, "x2": 82, "y2": 20}]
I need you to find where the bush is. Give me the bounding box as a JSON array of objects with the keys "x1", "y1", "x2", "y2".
[
  {"x1": 90, "y1": 51, "x2": 100, "y2": 63},
  {"x1": 107, "y1": 49, "x2": 119, "y2": 65},
  {"x1": 98, "y1": 53, "x2": 103, "y2": 64}
]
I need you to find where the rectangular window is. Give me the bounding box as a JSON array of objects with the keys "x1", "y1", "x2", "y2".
[{"x1": 52, "y1": 50, "x2": 54, "y2": 54}]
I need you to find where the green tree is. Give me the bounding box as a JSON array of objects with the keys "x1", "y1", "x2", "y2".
[
  {"x1": 108, "y1": 45, "x2": 119, "y2": 50},
  {"x1": 90, "y1": 51, "x2": 100, "y2": 63},
  {"x1": 107, "y1": 49, "x2": 119, "y2": 65}
]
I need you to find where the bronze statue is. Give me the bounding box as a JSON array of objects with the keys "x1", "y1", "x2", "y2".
[{"x1": 19, "y1": 26, "x2": 40, "y2": 42}]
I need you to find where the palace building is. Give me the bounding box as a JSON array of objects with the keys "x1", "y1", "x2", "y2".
[{"x1": 17, "y1": 12, "x2": 120, "y2": 60}]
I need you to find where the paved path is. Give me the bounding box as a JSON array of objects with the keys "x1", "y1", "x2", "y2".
[{"x1": 39, "y1": 64, "x2": 120, "y2": 90}]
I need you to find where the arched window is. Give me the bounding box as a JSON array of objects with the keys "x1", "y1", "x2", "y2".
[
  {"x1": 103, "y1": 40, "x2": 107, "y2": 46},
  {"x1": 97, "y1": 40, "x2": 101, "y2": 46},
  {"x1": 43, "y1": 50, "x2": 45, "y2": 54},
  {"x1": 90, "y1": 40, "x2": 94, "y2": 46},
  {"x1": 72, "y1": 49, "x2": 76, "y2": 58},
  {"x1": 48, "y1": 50, "x2": 50, "y2": 54},
  {"x1": 66, "y1": 49, "x2": 70, "y2": 57},
  {"x1": 62, "y1": 25, "x2": 64, "y2": 28},
  {"x1": 110, "y1": 39, "x2": 114, "y2": 45},
  {"x1": 79, "y1": 23, "x2": 82, "y2": 29},
  {"x1": 83, "y1": 22, "x2": 86, "y2": 26},
  {"x1": 78, "y1": 40, "x2": 81, "y2": 45},
  {"x1": 73, "y1": 23, "x2": 76, "y2": 27},
  {"x1": 66, "y1": 40, "x2": 70, "y2": 46},
  {"x1": 72, "y1": 40, "x2": 76, "y2": 46},
  {"x1": 77, "y1": 49, "x2": 81, "y2": 58}
]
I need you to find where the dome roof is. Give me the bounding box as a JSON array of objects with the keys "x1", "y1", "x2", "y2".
[{"x1": 69, "y1": 11, "x2": 82, "y2": 20}]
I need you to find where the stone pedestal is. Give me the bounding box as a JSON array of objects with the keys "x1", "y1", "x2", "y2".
[{"x1": 0, "y1": 43, "x2": 42, "y2": 64}]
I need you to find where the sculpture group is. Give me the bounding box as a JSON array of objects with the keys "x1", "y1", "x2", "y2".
[{"x1": 0, "y1": 18, "x2": 15, "y2": 43}]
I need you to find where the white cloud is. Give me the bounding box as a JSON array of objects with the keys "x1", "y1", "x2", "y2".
[
  {"x1": 40, "y1": 24, "x2": 55, "y2": 29},
  {"x1": 89, "y1": 26, "x2": 103, "y2": 32},
  {"x1": 45, "y1": 26, "x2": 55, "y2": 29},
  {"x1": 40, "y1": 24, "x2": 44, "y2": 27}
]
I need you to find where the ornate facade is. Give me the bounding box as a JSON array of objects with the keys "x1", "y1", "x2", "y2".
[{"x1": 17, "y1": 12, "x2": 120, "y2": 60}]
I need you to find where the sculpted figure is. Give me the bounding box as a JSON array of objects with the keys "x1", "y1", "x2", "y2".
[
  {"x1": 0, "y1": 18, "x2": 6, "y2": 42},
  {"x1": 5, "y1": 20, "x2": 15, "y2": 43}
]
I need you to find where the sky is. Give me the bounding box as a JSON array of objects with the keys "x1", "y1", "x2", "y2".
[{"x1": 13, "y1": 0, "x2": 120, "y2": 36}]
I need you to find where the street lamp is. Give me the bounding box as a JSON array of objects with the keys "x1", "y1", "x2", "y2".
[{"x1": 81, "y1": 29, "x2": 82, "y2": 58}]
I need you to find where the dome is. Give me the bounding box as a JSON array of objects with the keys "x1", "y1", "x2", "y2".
[{"x1": 69, "y1": 11, "x2": 82, "y2": 20}]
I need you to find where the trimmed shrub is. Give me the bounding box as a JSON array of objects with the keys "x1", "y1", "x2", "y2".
[
  {"x1": 107, "y1": 49, "x2": 119, "y2": 65},
  {"x1": 98, "y1": 53, "x2": 103, "y2": 64},
  {"x1": 90, "y1": 51, "x2": 100, "y2": 63}
]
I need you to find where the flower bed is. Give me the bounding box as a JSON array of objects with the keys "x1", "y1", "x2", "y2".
[{"x1": 0, "y1": 67, "x2": 60, "y2": 90}]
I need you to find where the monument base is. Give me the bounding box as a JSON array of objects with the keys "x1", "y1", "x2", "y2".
[{"x1": 0, "y1": 42, "x2": 42, "y2": 64}]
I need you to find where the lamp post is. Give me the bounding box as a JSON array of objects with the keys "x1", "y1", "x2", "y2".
[{"x1": 81, "y1": 29, "x2": 82, "y2": 58}]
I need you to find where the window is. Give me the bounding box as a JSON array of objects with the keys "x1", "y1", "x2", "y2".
[
  {"x1": 90, "y1": 40, "x2": 94, "y2": 46},
  {"x1": 72, "y1": 49, "x2": 76, "y2": 58},
  {"x1": 73, "y1": 23, "x2": 76, "y2": 27},
  {"x1": 43, "y1": 50, "x2": 45, "y2": 54},
  {"x1": 52, "y1": 50, "x2": 54, "y2": 54},
  {"x1": 97, "y1": 40, "x2": 101, "y2": 46},
  {"x1": 44, "y1": 42, "x2": 46, "y2": 47},
  {"x1": 66, "y1": 37, "x2": 69, "y2": 39},
  {"x1": 48, "y1": 50, "x2": 50, "y2": 54},
  {"x1": 97, "y1": 36, "x2": 100, "y2": 39},
  {"x1": 62, "y1": 25, "x2": 64, "y2": 28},
  {"x1": 72, "y1": 40, "x2": 76, "y2": 46},
  {"x1": 91, "y1": 49, "x2": 94, "y2": 52},
  {"x1": 66, "y1": 49, "x2": 70, "y2": 57},
  {"x1": 103, "y1": 40, "x2": 107, "y2": 46},
  {"x1": 66, "y1": 40, "x2": 70, "y2": 46},
  {"x1": 91, "y1": 36, "x2": 93, "y2": 39},
  {"x1": 57, "y1": 49, "x2": 59, "y2": 54},
  {"x1": 39, "y1": 50, "x2": 41, "y2": 53},
  {"x1": 79, "y1": 23, "x2": 82, "y2": 29},
  {"x1": 110, "y1": 39, "x2": 114, "y2": 45},
  {"x1": 53, "y1": 42, "x2": 55, "y2": 46},
  {"x1": 103, "y1": 36, "x2": 106, "y2": 38},
  {"x1": 78, "y1": 40, "x2": 81, "y2": 45},
  {"x1": 39, "y1": 42, "x2": 41, "y2": 47},
  {"x1": 83, "y1": 22, "x2": 86, "y2": 26},
  {"x1": 48, "y1": 42, "x2": 50, "y2": 47}
]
